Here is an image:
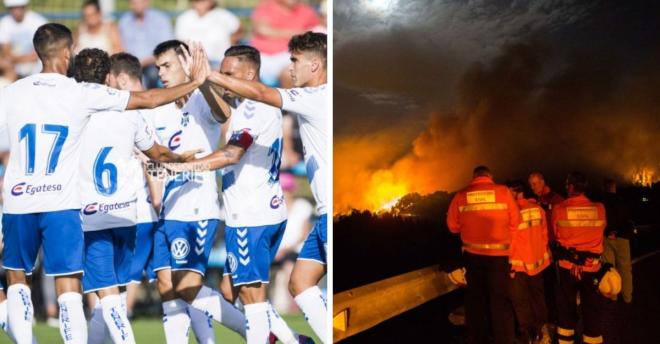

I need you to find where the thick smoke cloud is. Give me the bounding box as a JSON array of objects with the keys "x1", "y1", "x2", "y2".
[{"x1": 334, "y1": 0, "x2": 660, "y2": 214}]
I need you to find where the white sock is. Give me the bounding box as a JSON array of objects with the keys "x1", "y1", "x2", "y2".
[
  {"x1": 7, "y1": 284, "x2": 34, "y2": 344},
  {"x1": 268, "y1": 303, "x2": 298, "y2": 344},
  {"x1": 120, "y1": 291, "x2": 128, "y2": 316},
  {"x1": 188, "y1": 305, "x2": 215, "y2": 344},
  {"x1": 244, "y1": 302, "x2": 270, "y2": 344},
  {"x1": 190, "y1": 285, "x2": 246, "y2": 338},
  {"x1": 58, "y1": 292, "x2": 88, "y2": 344},
  {"x1": 87, "y1": 298, "x2": 109, "y2": 344},
  {"x1": 0, "y1": 299, "x2": 14, "y2": 343},
  {"x1": 0, "y1": 299, "x2": 9, "y2": 337},
  {"x1": 294, "y1": 286, "x2": 327, "y2": 343},
  {"x1": 100, "y1": 295, "x2": 135, "y2": 343},
  {"x1": 162, "y1": 299, "x2": 190, "y2": 344},
  {"x1": 1, "y1": 297, "x2": 40, "y2": 344}
]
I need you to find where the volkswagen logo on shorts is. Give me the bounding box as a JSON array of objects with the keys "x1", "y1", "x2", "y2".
[
  {"x1": 171, "y1": 238, "x2": 190, "y2": 260},
  {"x1": 227, "y1": 252, "x2": 238, "y2": 274},
  {"x1": 83, "y1": 203, "x2": 99, "y2": 215},
  {"x1": 11, "y1": 182, "x2": 26, "y2": 196},
  {"x1": 168, "y1": 130, "x2": 183, "y2": 150}
]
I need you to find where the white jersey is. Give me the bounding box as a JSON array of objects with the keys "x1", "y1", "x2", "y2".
[
  {"x1": 133, "y1": 109, "x2": 160, "y2": 224},
  {"x1": 0, "y1": 74, "x2": 130, "y2": 214},
  {"x1": 79, "y1": 109, "x2": 155, "y2": 231},
  {"x1": 151, "y1": 91, "x2": 222, "y2": 222},
  {"x1": 222, "y1": 99, "x2": 287, "y2": 227},
  {"x1": 277, "y1": 85, "x2": 328, "y2": 215}
]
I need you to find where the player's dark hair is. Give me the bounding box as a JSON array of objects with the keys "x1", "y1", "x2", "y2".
[
  {"x1": 566, "y1": 171, "x2": 588, "y2": 193},
  {"x1": 473, "y1": 165, "x2": 491, "y2": 177},
  {"x1": 82, "y1": 0, "x2": 101, "y2": 12},
  {"x1": 288, "y1": 31, "x2": 326, "y2": 66},
  {"x1": 110, "y1": 52, "x2": 142, "y2": 81},
  {"x1": 33, "y1": 23, "x2": 73, "y2": 61},
  {"x1": 72, "y1": 48, "x2": 110, "y2": 84},
  {"x1": 153, "y1": 40, "x2": 189, "y2": 58},
  {"x1": 224, "y1": 45, "x2": 261, "y2": 71}
]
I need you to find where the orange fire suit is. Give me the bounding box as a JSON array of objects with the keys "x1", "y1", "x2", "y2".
[
  {"x1": 447, "y1": 176, "x2": 521, "y2": 256},
  {"x1": 447, "y1": 176, "x2": 520, "y2": 344},
  {"x1": 551, "y1": 194, "x2": 607, "y2": 344}
]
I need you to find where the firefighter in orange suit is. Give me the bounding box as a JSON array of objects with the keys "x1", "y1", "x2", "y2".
[
  {"x1": 507, "y1": 180, "x2": 552, "y2": 343},
  {"x1": 551, "y1": 172, "x2": 607, "y2": 344},
  {"x1": 447, "y1": 166, "x2": 521, "y2": 344}
]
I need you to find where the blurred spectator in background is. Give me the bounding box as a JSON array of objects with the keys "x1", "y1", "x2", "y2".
[
  {"x1": 270, "y1": 172, "x2": 314, "y2": 313},
  {"x1": 176, "y1": 0, "x2": 242, "y2": 70},
  {"x1": 74, "y1": 0, "x2": 122, "y2": 54},
  {"x1": 251, "y1": 0, "x2": 319, "y2": 87},
  {"x1": 118, "y1": 0, "x2": 173, "y2": 89},
  {"x1": 0, "y1": 47, "x2": 16, "y2": 85},
  {"x1": 311, "y1": 0, "x2": 326, "y2": 34},
  {"x1": 0, "y1": 0, "x2": 46, "y2": 78}
]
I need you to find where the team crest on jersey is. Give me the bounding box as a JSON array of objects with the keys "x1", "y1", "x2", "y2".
[
  {"x1": 227, "y1": 252, "x2": 238, "y2": 274},
  {"x1": 168, "y1": 130, "x2": 183, "y2": 150},
  {"x1": 171, "y1": 238, "x2": 190, "y2": 260},
  {"x1": 11, "y1": 182, "x2": 26, "y2": 196},
  {"x1": 83, "y1": 203, "x2": 98, "y2": 215},
  {"x1": 181, "y1": 112, "x2": 190, "y2": 127},
  {"x1": 270, "y1": 195, "x2": 284, "y2": 209}
]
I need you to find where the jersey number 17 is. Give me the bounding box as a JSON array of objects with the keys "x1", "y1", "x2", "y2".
[{"x1": 19, "y1": 123, "x2": 68, "y2": 175}]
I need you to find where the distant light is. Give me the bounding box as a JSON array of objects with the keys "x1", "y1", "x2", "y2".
[
  {"x1": 641, "y1": 197, "x2": 649, "y2": 202},
  {"x1": 362, "y1": 0, "x2": 397, "y2": 13}
]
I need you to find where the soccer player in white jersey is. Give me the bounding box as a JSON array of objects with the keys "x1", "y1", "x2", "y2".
[
  {"x1": 0, "y1": 23, "x2": 209, "y2": 344},
  {"x1": 147, "y1": 40, "x2": 246, "y2": 343},
  {"x1": 106, "y1": 53, "x2": 163, "y2": 318},
  {"x1": 182, "y1": 32, "x2": 329, "y2": 343},
  {"x1": 166, "y1": 44, "x2": 314, "y2": 344},
  {"x1": 72, "y1": 48, "x2": 201, "y2": 344}
]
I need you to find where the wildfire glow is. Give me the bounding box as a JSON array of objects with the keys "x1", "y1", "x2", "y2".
[
  {"x1": 632, "y1": 167, "x2": 656, "y2": 187},
  {"x1": 365, "y1": 169, "x2": 409, "y2": 212}
]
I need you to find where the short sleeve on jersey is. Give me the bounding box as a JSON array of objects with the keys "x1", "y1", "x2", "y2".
[
  {"x1": 134, "y1": 111, "x2": 156, "y2": 152},
  {"x1": 277, "y1": 87, "x2": 320, "y2": 120},
  {"x1": 80, "y1": 83, "x2": 130, "y2": 114}
]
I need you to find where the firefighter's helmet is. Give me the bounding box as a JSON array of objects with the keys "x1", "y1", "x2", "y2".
[{"x1": 598, "y1": 267, "x2": 622, "y2": 299}]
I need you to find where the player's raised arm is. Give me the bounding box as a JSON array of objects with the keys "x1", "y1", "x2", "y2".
[
  {"x1": 178, "y1": 42, "x2": 231, "y2": 122},
  {"x1": 142, "y1": 144, "x2": 201, "y2": 163},
  {"x1": 162, "y1": 144, "x2": 245, "y2": 173},
  {"x1": 207, "y1": 71, "x2": 283, "y2": 109},
  {"x1": 126, "y1": 42, "x2": 210, "y2": 110}
]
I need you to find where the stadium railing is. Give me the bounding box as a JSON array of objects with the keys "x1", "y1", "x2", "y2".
[{"x1": 332, "y1": 265, "x2": 458, "y2": 342}]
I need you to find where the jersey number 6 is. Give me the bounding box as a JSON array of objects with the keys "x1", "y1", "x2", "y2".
[{"x1": 93, "y1": 146, "x2": 118, "y2": 196}]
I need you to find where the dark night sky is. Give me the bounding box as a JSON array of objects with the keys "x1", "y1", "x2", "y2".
[{"x1": 333, "y1": 0, "x2": 660, "y2": 212}]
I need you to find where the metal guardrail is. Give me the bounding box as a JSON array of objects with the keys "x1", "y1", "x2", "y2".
[
  {"x1": 332, "y1": 265, "x2": 459, "y2": 342},
  {"x1": 332, "y1": 248, "x2": 660, "y2": 342}
]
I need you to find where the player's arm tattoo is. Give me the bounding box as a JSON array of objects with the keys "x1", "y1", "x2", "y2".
[{"x1": 161, "y1": 144, "x2": 246, "y2": 173}]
